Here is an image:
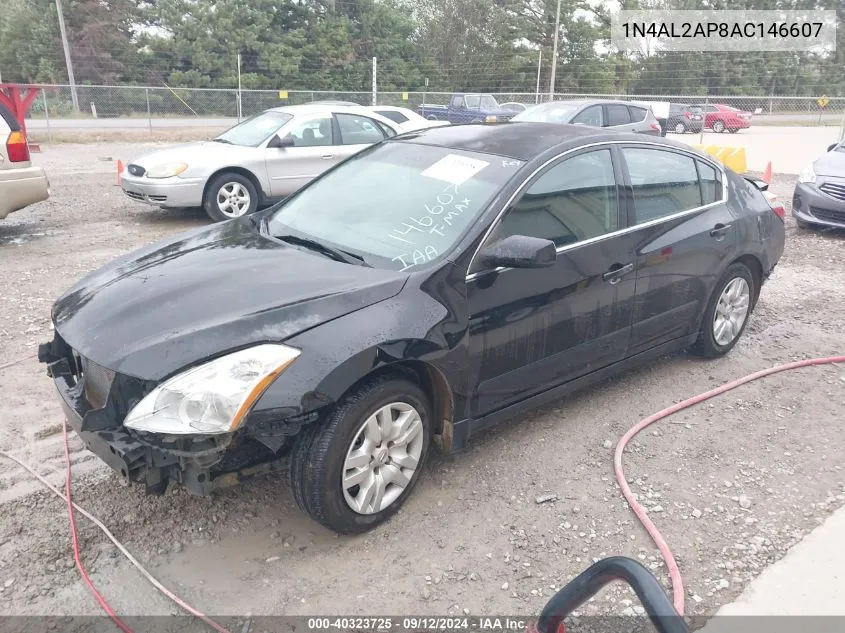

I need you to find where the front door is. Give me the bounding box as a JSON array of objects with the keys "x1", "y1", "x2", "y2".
[
  {"x1": 466, "y1": 146, "x2": 638, "y2": 418},
  {"x1": 618, "y1": 145, "x2": 739, "y2": 356},
  {"x1": 265, "y1": 113, "x2": 338, "y2": 197}
]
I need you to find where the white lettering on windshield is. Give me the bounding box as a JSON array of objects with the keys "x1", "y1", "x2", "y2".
[{"x1": 392, "y1": 246, "x2": 439, "y2": 273}]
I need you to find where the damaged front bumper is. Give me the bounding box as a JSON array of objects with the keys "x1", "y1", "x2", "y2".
[{"x1": 40, "y1": 342, "x2": 288, "y2": 495}]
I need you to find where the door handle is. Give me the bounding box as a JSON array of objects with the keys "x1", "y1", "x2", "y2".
[
  {"x1": 709, "y1": 223, "x2": 732, "y2": 238},
  {"x1": 321, "y1": 154, "x2": 334, "y2": 160},
  {"x1": 602, "y1": 262, "x2": 634, "y2": 284}
]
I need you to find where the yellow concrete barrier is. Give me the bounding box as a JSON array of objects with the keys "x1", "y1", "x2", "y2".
[{"x1": 692, "y1": 144, "x2": 748, "y2": 174}]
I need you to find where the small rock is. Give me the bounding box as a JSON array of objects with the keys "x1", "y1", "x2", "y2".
[
  {"x1": 738, "y1": 495, "x2": 752, "y2": 509},
  {"x1": 4, "y1": 579, "x2": 14, "y2": 589},
  {"x1": 717, "y1": 579, "x2": 730, "y2": 589},
  {"x1": 422, "y1": 587, "x2": 431, "y2": 600},
  {"x1": 603, "y1": 440, "x2": 613, "y2": 449},
  {"x1": 265, "y1": 556, "x2": 280, "y2": 563},
  {"x1": 501, "y1": 582, "x2": 509, "y2": 590},
  {"x1": 692, "y1": 594, "x2": 703, "y2": 603}
]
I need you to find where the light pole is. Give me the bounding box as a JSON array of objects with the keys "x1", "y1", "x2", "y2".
[
  {"x1": 548, "y1": 0, "x2": 562, "y2": 99},
  {"x1": 55, "y1": 0, "x2": 79, "y2": 112}
]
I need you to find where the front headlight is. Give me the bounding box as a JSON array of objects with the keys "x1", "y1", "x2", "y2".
[
  {"x1": 124, "y1": 344, "x2": 300, "y2": 435},
  {"x1": 145, "y1": 162, "x2": 188, "y2": 179},
  {"x1": 798, "y1": 163, "x2": 816, "y2": 184}
]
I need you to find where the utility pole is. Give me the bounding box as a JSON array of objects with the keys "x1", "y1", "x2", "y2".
[
  {"x1": 535, "y1": 50, "x2": 542, "y2": 103},
  {"x1": 548, "y1": 0, "x2": 561, "y2": 100},
  {"x1": 237, "y1": 53, "x2": 243, "y2": 122},
  {"x1": 372, "y1": 57, "x2": 377, "y2": 106},
  {"x1": 55, "y1": 0, "x2": 79, "y2": 112}
]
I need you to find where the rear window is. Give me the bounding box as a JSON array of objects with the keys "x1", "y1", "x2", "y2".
[
  {"x1": 697, "y1": 160, "x2": 723, "y2": 204},
  {"x1": 0, "y1": 102, "x2": 21, "y2": 131}
]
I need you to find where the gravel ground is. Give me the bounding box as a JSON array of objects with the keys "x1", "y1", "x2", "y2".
[{"x1": 0, "y1": 144, "x2": 844, "y2": 624}]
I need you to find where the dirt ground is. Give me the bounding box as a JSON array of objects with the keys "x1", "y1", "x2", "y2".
[{"x1": 0, "y1": 143, "x2": 844, "y2": 625}]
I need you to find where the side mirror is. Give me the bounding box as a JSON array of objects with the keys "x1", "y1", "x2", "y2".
[
  {"x1": 827, "y1": 143, "x2": 839, "y2": 153},
  {"x1": 268, "y1": 134, "x2": 295, "y2": 149},
  {"x1": 478, "y1": 235, "x2": 557, "y2": 270}
]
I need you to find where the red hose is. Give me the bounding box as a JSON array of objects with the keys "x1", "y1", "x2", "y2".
[
  {"x1": 63, "y1": 420, "x2": 136, "y2": 633},
  {"x1": 614, "y1": 355, "x2": 845, "y2": 617}
]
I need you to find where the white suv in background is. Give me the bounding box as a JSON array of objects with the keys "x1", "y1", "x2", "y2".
[{"x1": 0, "y1": 103, "x2": 49, "y2": 220}]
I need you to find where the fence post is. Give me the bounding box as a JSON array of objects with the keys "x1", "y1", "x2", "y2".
[
  {"x1": 838, "y1": 100, "x2": 845, "y2": 142},
  {"x1": 699, "y1": 95, "x2": 708, "y2": 145},
  {"x1": 372, "y1": 56, "x2": 377, "y2": 106},
  {"x1": 42, "y1": 89, "x2": 52, "y2": 143},
  {"x1": 145, "y1": 87, "x2": 152, "y2": 135}
]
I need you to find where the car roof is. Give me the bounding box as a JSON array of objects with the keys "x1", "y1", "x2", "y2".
[
  {"x1": 395, "y1": 121, "x2": 674, "y2": 161},
  {"x1": 264, "y1": 104, "x2": 376, "y2": 116}
]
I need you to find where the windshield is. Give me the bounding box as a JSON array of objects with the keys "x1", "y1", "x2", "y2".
[
  {"x1": 512, "y1": 102, "x2": 582, "y2": 124},
  {"x1": 215, "y1": 111, "x2": 293, "y2": 147},
  {"x1": 466, "y1": 95, "x2": 499, "y2": 110},
  {"x1": 266, "y1": 143, "x2": 524, "y2": 272}
]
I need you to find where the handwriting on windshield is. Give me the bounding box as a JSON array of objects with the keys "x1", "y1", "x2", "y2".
[{"x1": 389, "y1": 183, "x2": 471, "y2": 272}]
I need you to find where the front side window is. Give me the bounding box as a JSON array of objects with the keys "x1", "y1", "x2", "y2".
[
  {"x1": 492, "y1": 149, "x2": 619, "y2": 250},
  {"x1": 623, "y1": 147, "x2": 703, "y2": 224},
  {"x1": 215, "y1": 111, "x2": 293, "y2": 147},
  {"x1": 571, "y1": 105, "x2": 603, "y2": 127},
  {"x1": 451, "y1": 95, "x2": 464, "y2": 108},
  {"x1": 284, "y1": 115, "x2": 334, "y2": 147},
  {"x1": 336, "y1": 114, "x2": 385, "y2": 145},
  {"x1": 267, "y1": 143, "x2": 524, "y2": 271}
]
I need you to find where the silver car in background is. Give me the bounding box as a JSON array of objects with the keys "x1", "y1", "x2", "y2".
[
  {"x1": 120, "y1": 104, "x2": 402, "y2": 222},
  {"x1": 512, "y1": 99, "x2": 662, "y2": 136}
]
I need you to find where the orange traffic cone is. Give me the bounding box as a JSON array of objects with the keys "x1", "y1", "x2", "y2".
[
  {"x1": 762, "y1": 161, "x2": 772, "y2": 184},
  {"x1": 116, "y1": 160, "x2": 123, "y2": 186}
]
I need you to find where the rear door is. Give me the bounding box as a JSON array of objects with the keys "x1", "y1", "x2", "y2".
[
  {"x1": 265, "y1": 113, "x2": 337, "y2": 197},
  {"x1": 618, "y1": 144, "x2": 739, "y2": 356},
  {"x1": 603, "y1": 104, "x2": 635, "y2": 132}
]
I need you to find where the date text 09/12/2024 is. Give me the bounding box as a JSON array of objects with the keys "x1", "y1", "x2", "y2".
[
  {"x1": 621, "y1": 21, "x2": 824, "y2": 39},
  {"x1": 306, "y1": 617, "x2": 532, "y2": 632}
]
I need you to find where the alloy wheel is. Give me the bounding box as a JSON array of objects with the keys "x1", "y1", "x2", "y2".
[
  {"x1": 713, "y1": 277, "x2": 751, "y2": 346},
  {"x1": 216, "y1": 182, "x2": 251, "y2": 218},
  {"x1": 341, "y1": 402, "x2": 424, "y2": 515}
]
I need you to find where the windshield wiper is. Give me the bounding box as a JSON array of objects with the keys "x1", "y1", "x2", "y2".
[
  {"x1": 276, "y1": 234, "x2": 370, "y2": 267},
  {"x1": 212, "y1": 138, "x2": 233, "y2": 144}
]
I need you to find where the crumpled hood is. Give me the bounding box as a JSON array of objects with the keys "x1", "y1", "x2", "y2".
[
  {"x1": 52, "y1": 219, "x2": 407, "y2": 381},
  {"x1": 814, "y1": 149, "x2": 845, "y2": 177}
]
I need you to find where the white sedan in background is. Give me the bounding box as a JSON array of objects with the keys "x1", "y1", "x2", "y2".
[
  {"x1": 120, "y1": 104, "x2": 402, "y2": 222},
  {"x1": 369, "y1": 106, "x2": 451, "y2": 133}
]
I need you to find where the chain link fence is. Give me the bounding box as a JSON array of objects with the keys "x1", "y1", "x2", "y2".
[{"x1": 19, "y1": 83, "x2": 845, "y2": 139}]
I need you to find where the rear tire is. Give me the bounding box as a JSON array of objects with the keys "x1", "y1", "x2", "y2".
[
  {"x1": 690, "y1": 262, "x2": 755, "y2": 358},
  {"x1": 712, "y1": 120, "x2": 726, "y2": 133},
  {"x1": 289, "y1": 375, "x2": 432, "y2": 534},
  {"x1": 203, "y1": 172, "x2": 259, "y2": 222}
]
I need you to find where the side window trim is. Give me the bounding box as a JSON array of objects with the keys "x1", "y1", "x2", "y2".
[
  {"x1": 471, "y1": 145, "x2": 623, "y2": 273},
  {"x1": 465, "y1": 141, "x2": 729, "y2": 282}
]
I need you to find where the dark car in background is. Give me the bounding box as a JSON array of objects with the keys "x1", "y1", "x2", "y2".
[
  {"x1": 417, "y1": 93, "x2": 516, "y2": 124},
  {"x1": 666, "y1": 103, "x2": 704, "y2": 134},
  {"x1": 512, "y1": 99, "x2": 662, "y2": 135},
  {"x1": 40, "y1": 123, "x2": 784, "y2": 534},
  {"x1": 793, "y1": 140, "x2": 845, "y2": 229}
]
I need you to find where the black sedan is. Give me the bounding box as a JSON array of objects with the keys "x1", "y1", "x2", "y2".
[
  {"x1": 793, "y1": 140, "x2": 845, "y2": 229},
  {"x1": 39, "y1": 123, "x2": 785, "y2": 534}
]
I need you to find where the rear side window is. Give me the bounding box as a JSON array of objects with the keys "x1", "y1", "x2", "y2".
[
  {"x1": 376, "y1": 110, "x2": 409, "y2": 124},
  {"x1": 628, "y1": 106, "x2": 648, "y2": 122},
  {"x1": 606, "y1": 104, "x2": 631, "y2": 126},
  {"x1": 336, "y1": 114, "x2": 385, "y2": 145},
  {"x1": 623, "y1": 147, "x2": 703, "y2": 224},
  {"x1": 697, "y1": 160, "x2": 722, "y2": 204}
]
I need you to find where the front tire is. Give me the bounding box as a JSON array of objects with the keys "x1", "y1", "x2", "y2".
[
  {"x1": 289, "y1": 375, "x2": 432, "y2": 534},
  {"x1": 203, "y1": 172, "x2": 258, "y2": 222},
  {"x1": 674, "y1": 122, "x2": 687, "y2": 134},
  {"x1": 690, "y1": 263, "x2": 755, "y2": 358}
]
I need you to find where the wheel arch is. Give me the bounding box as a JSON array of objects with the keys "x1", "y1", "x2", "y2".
[
  {"x1": 732, "y1": 253, "x2": 763, "y2": 305},
  {"x1": 202, "y1": 166, "x2": 266, "y2": 206}
]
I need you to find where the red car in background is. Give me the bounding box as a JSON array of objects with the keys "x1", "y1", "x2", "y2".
[{"x1": 693, "y1": 103, "x2": 753, "y2": 133}]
